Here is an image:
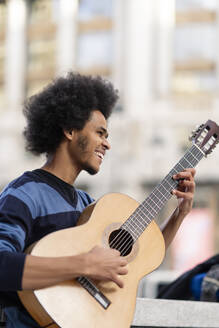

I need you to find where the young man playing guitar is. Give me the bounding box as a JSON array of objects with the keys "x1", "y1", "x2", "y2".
[{"x1": 0, "y1": 72, "x2": 195, "y2": 327}]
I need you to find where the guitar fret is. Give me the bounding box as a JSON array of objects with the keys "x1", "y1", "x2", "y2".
[
  {"x1": 126, "y1": 217, "x2": 144, "y2": 236},
  {"x1": 151, "y1": 189, "x2": 167, "y2": 205},
  {"x1": 162, "y1": 177, "x2": 174, "y2": 189},
  {"x1": 147, "y1": 196, "x2": 161, "y2": 211},
  {"x1": 124, "y1": 211, "x2": 146, "y2": 231},
  {"x1": 123, "y1": 219, "x2": 146, "y2": 240},
  {"x1": 177, "y1": 162, "x2": 184, "y2": 170},
  {"x1": 124, "y1": 144, "x2": 205, "y2": 241},
  {"x1": 181, "y1": 157, "x2": 190, "y2": 167},
  {"x1": 152, "y1": 188, "x2": 169, "y2": 202},
  {"x1": 155, "y1": 182, "x2": 173, "y2": 198},
  {"x1": 142, "y1": 198, "x2": 159, "y2": 215},
  {"x1": 143, "y1": 199, "x2": 159, "y2": 215},
  {"x1": 127, "y1": 208, "x2": 154, "y2": 237},
  {"x1": 134, "y1": 209, "x2": 153, "y2": 225},
  {"x1": 190, "y1": 150, "x2": 202, "y2": 163}
]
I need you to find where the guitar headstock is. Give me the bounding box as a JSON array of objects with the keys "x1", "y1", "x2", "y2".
[{"x1": 189, "y1": 120, "x2": 219, "y2": 156}]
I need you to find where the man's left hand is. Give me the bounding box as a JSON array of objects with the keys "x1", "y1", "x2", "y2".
[{"x1": 172, "y1": 168, "x2": 196, "y2": 216}]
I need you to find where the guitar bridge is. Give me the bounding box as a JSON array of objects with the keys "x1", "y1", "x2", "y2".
[{"x1": 76, "y1": 276, "x2": 111, "y2": 309}]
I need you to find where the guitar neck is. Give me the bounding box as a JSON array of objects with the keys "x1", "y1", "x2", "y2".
[{"x1": 122, "y1": 143, "x2": 204, "y2": 241}]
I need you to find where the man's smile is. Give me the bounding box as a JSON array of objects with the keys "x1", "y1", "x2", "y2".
[{"x1": 95, "y1": 151, "x2": 104, "y2": 160}]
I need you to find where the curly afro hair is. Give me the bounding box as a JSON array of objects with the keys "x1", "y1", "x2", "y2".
[{"x1": 23, "y1": 72, "x2": 119, "y2": 155}]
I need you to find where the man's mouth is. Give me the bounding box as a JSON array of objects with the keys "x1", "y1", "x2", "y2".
[{"x1": 95, "y1": 151, "x2": 104, "y2": 160}]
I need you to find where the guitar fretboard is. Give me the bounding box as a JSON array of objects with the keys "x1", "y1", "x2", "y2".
[{"x1": 122, "y1": 144, "x2": 204, "y2": 241}]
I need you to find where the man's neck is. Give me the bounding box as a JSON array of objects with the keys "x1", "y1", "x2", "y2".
[{"x1": 41, "y1": 151, "x2": 80, "y2": 185}]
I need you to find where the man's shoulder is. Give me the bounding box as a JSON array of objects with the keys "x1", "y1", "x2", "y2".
[
  {"x1": 0, "y1": 171, "x2": 43, "y2": 201},
  {"x1": 2, "y1": 171, "x2": 38, "y2": 191},
  {"x1": 0, "y1": 172, "x2": 42, "y2": 216},
  {"x1": 75, "y1": 189, "x2": 94, "y2": 207}
]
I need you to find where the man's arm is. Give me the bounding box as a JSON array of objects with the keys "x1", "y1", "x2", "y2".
[
  {"x1": 22, "y1": 245, "x2": 128, "y2": 290},
  {"x1": 160, "y1": 168, "x2": 196, "y2": 249},
  {"x1": 0, "y1": 188, "x2": 128, "y2": 292}
]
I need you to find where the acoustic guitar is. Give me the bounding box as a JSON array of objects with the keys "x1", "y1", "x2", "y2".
[{"x1": 18, "y1": 120, "x2": 219, "y2": 328}]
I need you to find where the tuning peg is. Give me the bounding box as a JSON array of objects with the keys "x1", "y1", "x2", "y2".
[
  {"x1": 189, "y1": 128, "x2": 198, "y2": 141},
  {"x1": 189, "y1": 133, "x2": 195, "y2": 141},
  {"x1": 189, "y1": 124, "x2": 205, "y2": 141},
  {"x1": 197, "y1": 124, "x2": 205, "y2": 132}
]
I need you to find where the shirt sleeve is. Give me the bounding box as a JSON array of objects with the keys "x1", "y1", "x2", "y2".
[
  {"x1": 77, "y1": 189, "x2": 95, "y2": 208},
  {"x1": 0, "y1": 251, "x2": 26, "y2": 291},
  {"x1": 0, "y1": 191, "x2": 33, "y2": 291}
]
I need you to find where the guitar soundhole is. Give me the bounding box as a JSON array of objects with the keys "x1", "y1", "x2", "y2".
[{"x1": 108, "y1": 229, "x2": 134, "y2": 256}]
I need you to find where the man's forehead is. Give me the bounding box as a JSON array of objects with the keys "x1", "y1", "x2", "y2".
[{"x1": 90, "y1": 110, "x2": 107, "y2": 125}]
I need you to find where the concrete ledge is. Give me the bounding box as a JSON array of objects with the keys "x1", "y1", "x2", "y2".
[{"x1": 132, "y1": 297, "x2": 219, "y2": 327}]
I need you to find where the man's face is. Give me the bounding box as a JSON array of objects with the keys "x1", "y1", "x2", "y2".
[{"x1": 70, "y1": 110, "x2": 110, "y2": 175}]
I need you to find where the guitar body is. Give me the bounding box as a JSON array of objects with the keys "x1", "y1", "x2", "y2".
[{"x1": 18, "y1": 193, "x2": 165, "y2": 328}]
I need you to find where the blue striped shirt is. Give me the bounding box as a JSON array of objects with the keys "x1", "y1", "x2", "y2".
[{"x1": 0, "y1": 169, "x2": 94, "y2": 327}]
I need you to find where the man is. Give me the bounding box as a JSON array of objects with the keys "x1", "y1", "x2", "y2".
[{"x1": 0, "y1": 72, "x2": 195, "y2": 327}]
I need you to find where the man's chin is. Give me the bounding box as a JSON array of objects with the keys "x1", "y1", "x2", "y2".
[{"x1": 85, "y1": 166, "x2": 99, "y2": 175}]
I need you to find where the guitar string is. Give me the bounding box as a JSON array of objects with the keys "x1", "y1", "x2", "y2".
[
  {"x1": 109, "y1": 180, "x2": 172, "y2": 250},
  {"x1": 109, "y1": 145, "x2": 204, "y2": 256},
  {"x1": 120, "y1": 145, "x2": 203, "y2": 242},
  {"x1": 126, "y1": 144, "x2": 203, "y2": 232},
  {"x1": 108, "y1": 158, "x2": 185, "y2": 249},
  {"x1": 119, "y1": 147, "x2": 203, "y2": 255},
  {"x1": 131, "y1": 145, "x2": 203, "y2": 224},
  {"x1": 116, "y1": 148, "x2": 204, "y2": 256},
  {"x1": 116, "y1": 146, "x2": 204, "y2": 255},
  {"x1": 125, "y1": 144, "x2": 202, "y2": 230},
  {"x1": 109, "y1": 146, "x2": 203, "y2": 254},
  {"x1": 127, "y1": 147, "x2": 203, "y2": 235},
  {"x1": 116, "y1": 149, "x2": 204, "y2": 254}
]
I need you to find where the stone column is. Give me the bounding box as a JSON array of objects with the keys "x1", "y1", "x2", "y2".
[
  {"x1": 5, "y1": 0, "x2": 27, "y2": 111},
  {"x1": 155, "y1": 0, "x2": 175, "y2": 96},
  {"x1": 112, "y1": 0, "x2": 158, "y2": 116},
  {"x1": 215, "y1": 2, "x2": 219, "y2": 93},
  {"x1": 56, "y1": 0, "x2": 78, "y2": 75}
]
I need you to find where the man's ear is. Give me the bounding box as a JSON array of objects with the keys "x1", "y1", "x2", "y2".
[{"x1": 63, "y1": 129, "x2": 74, "y2": 141}]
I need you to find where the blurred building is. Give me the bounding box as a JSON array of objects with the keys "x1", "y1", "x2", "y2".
[{"x1": 0, "y1": 0, "x2": 219, "y2": 271}]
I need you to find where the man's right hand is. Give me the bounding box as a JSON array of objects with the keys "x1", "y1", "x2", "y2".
[
  {"x1": 83, "y1": 245, "x2": 128, "y2": 288},
  {"x1": 22, "y1": 245, "x2": 128, "y2": 290}
]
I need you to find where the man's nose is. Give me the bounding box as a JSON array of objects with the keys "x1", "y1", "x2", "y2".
[{"x1": 103, "y1": 138, "x2": 111, "y2": 150}]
